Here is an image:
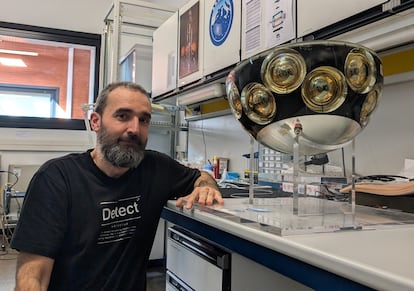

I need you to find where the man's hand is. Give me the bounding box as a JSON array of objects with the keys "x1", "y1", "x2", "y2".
[
  {"x1": 176, "y1": 171, "x2": 224, "y2": 209},
  {"x1": 176, "y1": 185, "x2": 224, "y2": 209}
]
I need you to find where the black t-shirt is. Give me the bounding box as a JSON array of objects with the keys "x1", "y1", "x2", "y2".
[{"x1": 11, "y1": 149, "x2": 200, "y2": 291}]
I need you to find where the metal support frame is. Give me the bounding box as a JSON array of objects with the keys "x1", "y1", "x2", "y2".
[{"x1": 102, "y1": 0, "x2": 176, "y2": 85}]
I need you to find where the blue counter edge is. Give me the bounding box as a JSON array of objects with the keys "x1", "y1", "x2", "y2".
[{"x1": 162, "y1": 207, "x2": 374, "y2": 291}]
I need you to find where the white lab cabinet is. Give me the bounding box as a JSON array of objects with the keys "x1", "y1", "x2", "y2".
[
  {"x1": 178, "y1": 0, "x2": 205, "y2": 87},
  {"x1": 296, "y1": 0, "x2": 388, "y2": 38},
  {"x1": 231, "y1": 253, "x2": 312, "y2": 291},
  {"x1": 151, "y1": 12, "x2": 179, "y2": 98},
  {"x1": 241, "y1": 0, "x2": 296, "y2": 60},
  {"x1": 119, "y1": 44, "x2": 153, "y2": 92},
  {"x1": 149, "y1": 219, "x2": 166, "y2": 260},
  {"x1": 203, "y1": 0, "x2": 241, "y2": 76}
]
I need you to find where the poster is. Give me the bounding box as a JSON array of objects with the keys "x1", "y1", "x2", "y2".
[
  {"x1": 265, "y1": 0, "x2": 295, "y2": 48},
  {"x1": 179, "y1": 2, "x2": 200, "y2": 78},
  {"x1": 243, "y1": 0, "x2": 295, "y2": 58}
]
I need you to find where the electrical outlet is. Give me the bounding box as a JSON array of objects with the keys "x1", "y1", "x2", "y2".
[{"x1": 12, "y1": 168, "x2": 22, "y2": 177}]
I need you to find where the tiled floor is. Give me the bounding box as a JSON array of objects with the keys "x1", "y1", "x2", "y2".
[
  {"x1": 0, "y1": 248, "x2": 166, "y2": 291},
  {"x1": 146, "y1": 266, "x2": 166, "y2": 291}
]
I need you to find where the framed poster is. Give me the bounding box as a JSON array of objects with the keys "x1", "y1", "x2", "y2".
[{"x1": 179, "y1": 1, "x2": 200, "y2": 79}]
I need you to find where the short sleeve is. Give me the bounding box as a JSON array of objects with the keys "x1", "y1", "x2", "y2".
[{"x1": 11, "y1": 163, "x2": 70, "y2": 258}]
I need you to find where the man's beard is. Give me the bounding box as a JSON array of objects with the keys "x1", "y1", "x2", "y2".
[{"x1": 97, "y1": 124, "x2": 147, "y2": 168}]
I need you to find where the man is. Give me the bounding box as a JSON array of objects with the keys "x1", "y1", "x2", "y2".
[{"x1": 11, "y1": 82, "x2": 224, "y2": 290}]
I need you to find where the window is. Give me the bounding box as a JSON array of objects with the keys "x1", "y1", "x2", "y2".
[
  {"x1": 0, "y1": 84, "x2": 59, "y2": 118},
  {"x1": 0, "y1": 21, "x2": 101, "y2": 130}
]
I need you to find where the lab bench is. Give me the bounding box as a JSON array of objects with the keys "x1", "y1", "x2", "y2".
[{"x1": 162, "y1": 198, "x2": 414, "y2": 291}]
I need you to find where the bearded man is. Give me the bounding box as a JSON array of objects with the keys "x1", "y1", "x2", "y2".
[{"x1": 11, "y1": 82, "x2": 223, "y2": 291}]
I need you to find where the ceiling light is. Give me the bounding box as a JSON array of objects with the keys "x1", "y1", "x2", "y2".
[
  {"x1": 0, "y1": 49, "x2": 38, "y2": 56},
  {"x1": 0, "y1": 57, "x2": 27, "y2": 67}
]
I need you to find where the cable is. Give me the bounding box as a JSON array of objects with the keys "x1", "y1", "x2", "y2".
[
  {"x1": 229, "y1": 191, "x2": 274, "y2": 198},
  {"x1": 82, "y1": 103, "x2": 95, "y2": 148},
  {"x1": 218, "y1": 181, "x2": 273, "y2": 191},
  {"x1": 341, "y1": 147, "x2": 347, "y2": 177},
  {"x1": 200, "y1": 113, "x2": 207, "y2": 165},
  {"x1": 357, "y1": 175, "x2": 411, "y2": 183},
  {"x1": 0, "y1": 170, "x2": 20, "y2": 254},
  {"x1": 0, "y1": 170, "x2": 19, "y2": 189},
  {"x1": 1, "y1": 204, "x2": 11, "y2": 253},
  {"x1": 319, "y1": 183, "x2": 349, "y2": 202}
]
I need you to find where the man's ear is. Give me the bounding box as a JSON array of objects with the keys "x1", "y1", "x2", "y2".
[{"x1": 90, "y1": 112, "x2": 101, "y2": 131}]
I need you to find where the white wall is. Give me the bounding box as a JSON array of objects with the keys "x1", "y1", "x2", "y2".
[
  {"x1": 187, "y1": 115, "x2": 258, "y2": 174},
  {"x1": 353, "y1": 79, "x2": 414, "y2": 175},
  {"x1": 0, "y1": 128, "x2": 94, "y2": 188}
]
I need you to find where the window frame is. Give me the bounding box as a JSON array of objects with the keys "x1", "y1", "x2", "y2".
[
  {"x1": 0, "y1": 21, "x2": 101, "y2": 130},
  {"x1": 0, "y1": 83, "x2": 60, "y2": 117}
]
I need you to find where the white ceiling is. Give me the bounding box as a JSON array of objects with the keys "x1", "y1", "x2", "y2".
[
  {"x1": 147, "y1": 0, "x2": 189, "y2": 8},
  {"x1": 0, "y1": 0, "x2": 189, "y2": 34}
]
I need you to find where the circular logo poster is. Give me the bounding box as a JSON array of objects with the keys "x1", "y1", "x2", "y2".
[{"x1": 209, "y1": 0, "x2": 234, "y2": 46}]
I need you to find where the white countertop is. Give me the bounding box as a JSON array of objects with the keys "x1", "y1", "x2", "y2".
[{"x1": 165, "y1": 198, "x2": 414, "y2": 291}]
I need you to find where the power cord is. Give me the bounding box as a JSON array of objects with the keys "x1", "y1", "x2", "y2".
[
  {"x1": 1, "y1": 204, "x2": 12, "y2": 253},
  {"x1": 200, "y1": 112, "x2": 208, "y2": 165},
  {"x1": 0, "y1": 170, "x2": 19, "y2": 188},
  {"x1": 0, "y1": 170, "x2": 19, "y2": 253}
]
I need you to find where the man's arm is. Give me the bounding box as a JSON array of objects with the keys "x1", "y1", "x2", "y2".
[
  {"x1": 15, "y1": 252, "x2": 54, "y2": 291},
  {"x1": 176, "y1": 170, "x2": 224, "y2": 209}
]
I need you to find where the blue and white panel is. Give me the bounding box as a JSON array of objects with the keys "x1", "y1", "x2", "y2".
[{"x1": 203, "y1": 0, "x2": 241, "y2": 76}]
